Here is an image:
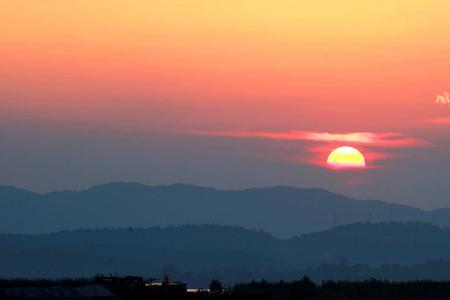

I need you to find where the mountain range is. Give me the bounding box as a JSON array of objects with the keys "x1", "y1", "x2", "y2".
[
  {"x1": 1, "y1": 222, "x2": 450, "y2": 282},
  {"x1": 1, "y1": 182, "x2": 449, "y2": 237}
]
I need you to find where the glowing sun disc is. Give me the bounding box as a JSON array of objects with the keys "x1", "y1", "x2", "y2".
[{"x1": 327, "y1": 146, "x2": 366, "y2": 169}]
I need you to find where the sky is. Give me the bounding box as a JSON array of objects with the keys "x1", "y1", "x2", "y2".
[{"x1": 1, "y1": 0, "x2": 450, "y2": 209}]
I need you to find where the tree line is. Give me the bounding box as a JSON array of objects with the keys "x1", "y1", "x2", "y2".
[{"x1": 3, "y1": 277, "x2": 450, "y2": 300}]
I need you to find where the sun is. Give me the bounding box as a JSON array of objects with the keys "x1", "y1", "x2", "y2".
[{"x1": 326, "y1": 146, "x2": 366, "y2": 169}]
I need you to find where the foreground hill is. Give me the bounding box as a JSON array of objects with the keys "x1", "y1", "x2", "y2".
[
  {"x1": 0, "y1": 183, "x2": 449, "y2": 237},
  {"x1": 1, "y1": 222, "x2": 450, "y2": 279}
]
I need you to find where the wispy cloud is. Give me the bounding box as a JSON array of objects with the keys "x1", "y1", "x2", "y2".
[
  {"x1": 436, "y1": 92, "x2": 450, "y2": 106},
  {"x1": 189, "y1": 130, "x2": 425, "y2": 148},
  {"x1": 426, "y1": 92, "x2": 450, "y2": 125},
  {"x1": 187, "y1": 129, "x2": 427, "y2": 169}
]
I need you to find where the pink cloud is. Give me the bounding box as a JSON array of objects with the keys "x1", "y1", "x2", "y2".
[
  {"x1": 189, "y1": 130, "x2": 425, "y2": 148},
  {"x1": 187, "y1": 129, "x2": 427, "y2": 170}
]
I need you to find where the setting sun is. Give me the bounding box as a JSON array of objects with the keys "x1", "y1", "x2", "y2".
[{"x1": 327, "y1": 146, "x2": 366, "y2": 169}]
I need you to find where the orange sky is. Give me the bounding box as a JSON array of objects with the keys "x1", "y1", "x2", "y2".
[{"x1": 2, "y1": 0, "x2": 450, "y2": 131}]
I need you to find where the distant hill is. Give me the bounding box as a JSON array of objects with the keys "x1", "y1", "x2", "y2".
[
  {"x1": 0, "y1": 182, "x2": 449, "y2": 237},
  {"x1": 1, "y1": 223, "x2": 450, "y2": 280}
]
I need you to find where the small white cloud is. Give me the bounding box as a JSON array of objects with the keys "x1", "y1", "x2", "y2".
[{"x1": 435, "y1": 92, "x2": 450, "y2": 105}]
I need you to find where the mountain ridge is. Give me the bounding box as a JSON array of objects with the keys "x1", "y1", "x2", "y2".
[
  {"x1": 0, "y1": 182, "x2": 446, "y2": 237},
  {"x1": 1, "y1": 222, "x2": 450, "y2": 281}
]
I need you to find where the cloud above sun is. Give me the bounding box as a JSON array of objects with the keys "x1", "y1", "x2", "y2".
[
  {"x1": 189, "y1": 130, "x2": 425, "y2": 147},
  {"x1": 188, "y1": 130, "x2": 427, "y2": 169}
]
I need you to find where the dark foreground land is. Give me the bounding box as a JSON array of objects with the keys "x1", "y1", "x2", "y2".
[{"x1": 2, "y1": 277, "x2": 450, "y2": 300}]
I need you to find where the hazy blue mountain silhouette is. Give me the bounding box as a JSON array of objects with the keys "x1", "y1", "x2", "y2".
[
  {"x1": 1, "y1": 223, "x2": 450, "y2": 279},
  {"x1": 0, "y1": 182, "x2": 448, "y2": 236}
]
